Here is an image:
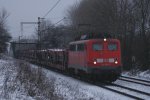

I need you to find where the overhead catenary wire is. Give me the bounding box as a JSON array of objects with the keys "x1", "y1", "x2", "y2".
[
  {"x1": 39, "y1": 17, "x2": 67, "y2": 33},
  {"x1": 43, "y1": 0, "x2": 61, "y2": 18},
  {"x1": 54, "y1": 17, "x2": 66, "y2": 25}
]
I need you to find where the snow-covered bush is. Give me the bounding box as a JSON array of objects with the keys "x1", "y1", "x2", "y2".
[
  {"x1": 0, "y1": 57, "x2": 63, "y2": 100},
  {"x1": 14, "y1": 61, "x2": 63, "y2": 100}
]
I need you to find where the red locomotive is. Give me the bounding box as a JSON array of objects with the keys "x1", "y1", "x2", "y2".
[
  {"x1": 16, "y1": 37, "x2": 122, "y2": 82},
  {"x1": 68, "y1": 38, "x2": 122, "y2": 81}
]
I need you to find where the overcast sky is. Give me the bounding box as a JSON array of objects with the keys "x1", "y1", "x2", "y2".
[{"x1": 0, "y1": 0, "x2": 80, "y2": 40}]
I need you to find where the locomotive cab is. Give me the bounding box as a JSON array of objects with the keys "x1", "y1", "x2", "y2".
[
  {"x1": 68, "y1": 38, "x2": 122, "y2": 82},
  {"x1": 86, "y1": 39, "x2": 122, "y2": 81}
]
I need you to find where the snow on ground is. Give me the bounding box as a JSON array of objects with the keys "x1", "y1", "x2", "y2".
[
  {"x1": 122, "y1": 70, "x2": 150, "y2": 80},
  {"x1": 0, "y1": 56, "x2": 34, "y2": 100},
  {"x1": 114, "y1": 71, "x2": 150, "y2": 100},
  {"x1": 42, "y1": 67, "x2": 134, "y2": 100},
  {"x1": 115, "y1": 79, "x2": 150, "y2": 94},
  {"x1": 112, "y1": 80, "x2": 150, "y2": 100},
  {"x1": 31, "y1": 63, "x2": 132, "y2": 100},
  {"x1": 115, "y1": 70, "x2": 150, "y2": 94},
  {"x1": 0, "y1": 55, "x2": 149, "y2": 100}
]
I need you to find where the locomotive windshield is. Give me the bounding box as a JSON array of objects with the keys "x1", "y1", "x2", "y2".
[
  {"x1": 69, "y1": 45, "x2": 76, "y2": 51},
  {"x1": 108, "y1": 43, "x2": 117, "y2": 51},
  {"x1": 93, "y1": 43, "x2": 103, "y2": 51}
]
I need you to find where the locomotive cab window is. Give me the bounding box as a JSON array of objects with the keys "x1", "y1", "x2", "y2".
[
  {"x1": 77, "y1": 44, "x2": 85, "y2": 51},
  {"x1": 93, "y1": 43, "x2": 103, "y2": 51},
  {"x1": 69, "y1": 45, "x2": 76, "y2": 51},
  {"x1": 108, "y1": 43, "x2": 117, "y2": 51}
]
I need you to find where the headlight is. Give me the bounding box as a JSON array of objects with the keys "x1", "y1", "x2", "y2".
[
  {"x1": 93, "y1": 59, "x2": 97, "y2": 64},
  {"x1": 115, "y1": 61, "x2": 118, "y2": 64}
]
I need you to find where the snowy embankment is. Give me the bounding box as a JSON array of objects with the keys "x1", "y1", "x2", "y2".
[
  {"x1": 0, "y1": 55, "x2": 62, "y2": 100},
  {"x1": 0, "y1": 55, "x2": 150, "y2": 100},
  {"x1": 0, "y1": 56, "x2": 33, "y2": 99},
  {"x1": 122, "y1": 70, "x2": 150, "y2": 80}
]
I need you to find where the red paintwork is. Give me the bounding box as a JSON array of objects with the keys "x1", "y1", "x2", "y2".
[{"x1": 68, "y1": 39, "x2": 122, "y2": 71}]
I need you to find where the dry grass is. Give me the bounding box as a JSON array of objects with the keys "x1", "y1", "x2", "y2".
[
  {"x1": 15, "y1": 61, "x2": 63, "y2": 100},
  {"x1": 1, "y1": 59, "x2": 63, "y2": 100}
]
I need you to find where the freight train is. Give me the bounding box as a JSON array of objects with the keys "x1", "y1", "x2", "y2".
[{"x1": 16, "y1": 38, "x2": 122, "y2": 82}]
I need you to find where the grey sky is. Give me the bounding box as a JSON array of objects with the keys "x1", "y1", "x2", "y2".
[{"x1": 0, "y1": 0, "x2": 79, "y2": 39}]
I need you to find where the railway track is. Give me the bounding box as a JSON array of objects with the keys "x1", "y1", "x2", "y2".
[
  {"x1": 43, "y1": 66, "x2": 147, "y2": 100},
  {"x1": 119, "y1": 76, "x2": 150, "y2": 87},
  {"x1": 121, "y1": 75, "x2": 150, "y2": 83},
  {"x1": 28, "y1": 63, "x2": 149, "y2": 100},
  {"x1": 95, "y1": 83, "x2": 145, "y2": 100},
  {"x1": 71, "y1": 77, "x2": 147, "y2": 100},
  {"x1": 63, "y1": 73, "x2": 150, "y2": 99},
  {"x1": 60, "y1": 73, "x2": 149, "y2": 100},
  {"x1": 111, "y1": 83, "x2": 150, "y2": 96}
]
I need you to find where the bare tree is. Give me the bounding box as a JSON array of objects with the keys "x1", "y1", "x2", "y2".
[
  {"x1": 35, "y1": 20, "x2": 73, "y2": 49},
  {"x1": 132, "y1": 0, "x2": 150, "y2": 70},
  {"x1": 68, "y1": 0, "x2": 137, "y2": 70},
  {"x1": 0, "y1": 9, "x2": 11, "y2": 53}
]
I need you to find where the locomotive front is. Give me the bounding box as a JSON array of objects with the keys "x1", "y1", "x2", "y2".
[{"x1": 86, "y1": 39, "x2": 122, "y2": 81}]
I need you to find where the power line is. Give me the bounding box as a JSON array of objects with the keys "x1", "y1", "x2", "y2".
[
  {"x1": 38, "y1": 17, "x2": 66, "y2": 33},
  {"x1": 54, "y1": 17, "x2": 66, "y2": 25},
  {"x1": 43, "y1": 0, "x2": 61, "y2": 18}
]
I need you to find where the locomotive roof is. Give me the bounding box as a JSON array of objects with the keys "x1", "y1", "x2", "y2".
[
  {"x1": 47, "y1": 49, "x2": 66, "y2": 51},
  {"x1": 69, "y1": 39, "x2": 120, "y2": 45},
  {"x1": 35, "y1": 49, "x2": 66, "y2": 52}
]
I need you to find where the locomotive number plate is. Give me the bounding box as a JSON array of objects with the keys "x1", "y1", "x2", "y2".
[
  {"x1": 108, "y1": 58, "x2": 115, "y2": 63},
  {"x1": 97, "y1": 59, "x2": 103, "y2": 63},
  {"x1": 97, "y1": 58, "x2": 114, "y2": 63}
]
